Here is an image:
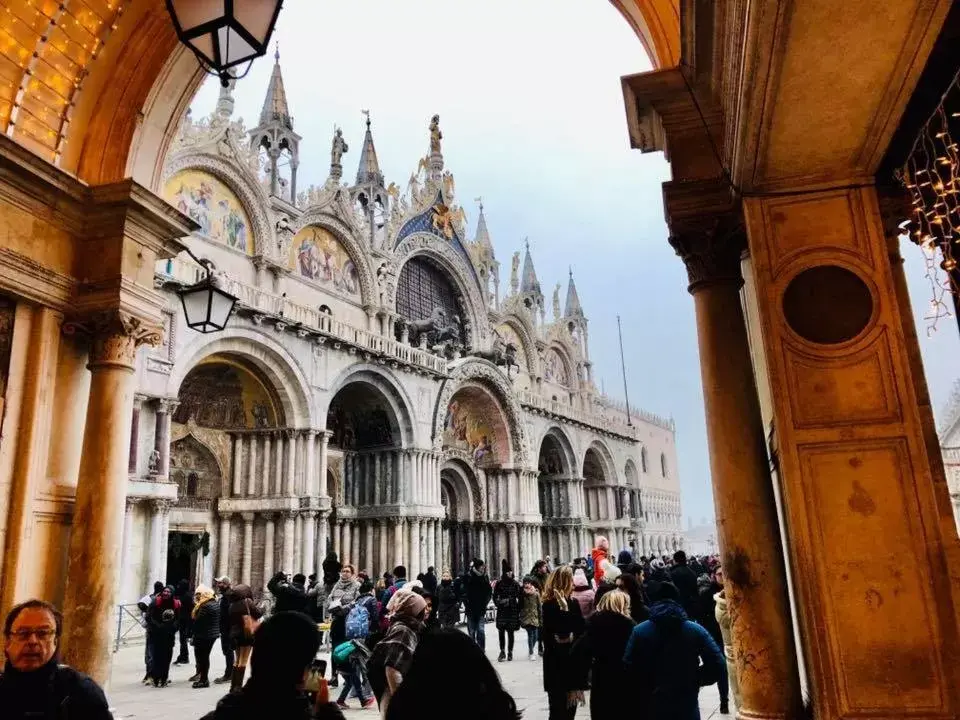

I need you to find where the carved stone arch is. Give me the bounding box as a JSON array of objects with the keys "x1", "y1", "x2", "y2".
[
  {"x1": 391, "y1": 234, "x2": 490, "y2": 349},
  {"x1": 288, "y1": 208, "x2": 377, "y2": 309},
  {"x1": 323, "y1": 363, "x2": 416, "y2": 449},
  {"x1": 441, "y1": 454, "x2": 482, "y2": 522},
  {"x1": 496, "y1": 314, "x2": 538, "y2": 375},
  {"x1": 432, "y1": 358, "x2": 528, "y2": 467},
  {"x1": 624, "y1": 457, "x2": 640, "y2": 488},
  {"x1": 169, "y1": 432, "x2": 224, "y2": 500},
  {"x1": 161, "y1": 151, "x2": 273, "y2": 258},
  {"x1": 583, "y1": 439, "x2": 618, "y2": 486},
  {"x1": 535, "y1": 425, "x2": 577, "y2": 477},
  {"x1": 543, "y1": 341, "x2": 579, "y2": 392},
  {"x1": 167, "y1": 326, "x2": 314, "y2": 428}
]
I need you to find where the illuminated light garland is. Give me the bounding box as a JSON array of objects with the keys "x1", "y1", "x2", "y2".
[{"x1": 900, "y1": 68, "x2": 960, "y2": 335}]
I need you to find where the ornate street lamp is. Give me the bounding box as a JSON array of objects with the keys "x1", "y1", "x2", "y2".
[
  {"x1": 178, "y1": 257, "x2": 237, "y2": 333},
  {"x1": 165, "y1": 0, "x2": 284, "y2": 86}
]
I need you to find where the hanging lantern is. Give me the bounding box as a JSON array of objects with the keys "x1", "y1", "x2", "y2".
[
  {"x1": 178, "y1": 272, "x2": 237, "y2": 333},
  {"x1": 166, "y1": 0, "x2": 284, "y2": 85}
]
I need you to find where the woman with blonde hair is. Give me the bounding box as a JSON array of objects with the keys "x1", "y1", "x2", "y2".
[
  {"x1": 541, "y1": 566, "x2": 586, "y2": 720},
  {"x1": 572, "y1": 589, "x2": 636, "y2": 718},
  {"x1": 190, "y1": 585, "x2": 220, "y2": 688}
]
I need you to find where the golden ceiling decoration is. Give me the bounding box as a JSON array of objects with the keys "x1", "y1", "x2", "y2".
[{"x1": 0, "y1": 0, "x2": 125, "y2": 163}]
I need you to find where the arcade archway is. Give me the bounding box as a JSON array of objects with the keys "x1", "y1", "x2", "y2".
[{"x1": 536, "y1": 427, "x2": 582, "y2": 563}]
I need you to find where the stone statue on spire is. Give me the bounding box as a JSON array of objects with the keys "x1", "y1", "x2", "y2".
[
  {"x1": 510, "y1": 251, "x2": 520, "y2": 294},
  {"x1": 429, "y1": 114, "x2": 443, "y2": 155},
  {"x1": 331, "y1": 127, "x2": 348, "y2": 167},
  {"x1": 553, "y1": 283, "x2": 561, "y2": 321}
]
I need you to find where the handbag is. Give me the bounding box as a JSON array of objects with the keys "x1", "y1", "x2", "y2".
[{"x1": 242, "y1": 599, "x2": 261, "y2": 640}]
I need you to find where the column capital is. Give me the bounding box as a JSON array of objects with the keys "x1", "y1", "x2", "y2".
[
  {"x1": 285, "y1": 428, "x2": 299, "y2": 440},
  {"x1": 125, "y1": 496, "x2": 143, "y2": 509},
  {"x1": 668, "y1": 217, "x2": 746, "y2": 294},
  {"x1": 156, "y1": 397, "x2": 180, "y2": 414},
  {"x1": 63, "y1": 310, "x2": 163, "y2": 369},
  {"x1": 301, "y1": 510, "x2": 317, "y2": 520},
  {"x1": 241, "y1": 512, "x2": 256, "y2": 523},
  {"x1": 261, "y1": 511, "x2": 276, "y2": 522},
  {"x1": 150, "y1": 498, "x2": 172, "y2": 514},
  {"x1": 133, "y1": 393, "x2": 148, "y2": 410},
  {"x1": 281, "y1": 509, "x2": 298, "y2": 521}
]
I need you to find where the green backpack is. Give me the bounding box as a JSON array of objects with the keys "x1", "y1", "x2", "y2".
[{"x1": 333, "y1": 640, "x2": 357, "y2": 665}]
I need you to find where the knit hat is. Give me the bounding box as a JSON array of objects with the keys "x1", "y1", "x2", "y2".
[{"x1": 573, "y1": 569, "x2": 589, "y2": 588}]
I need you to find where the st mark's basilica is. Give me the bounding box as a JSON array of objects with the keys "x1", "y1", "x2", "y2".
[{"x1": 120, "y1": 54, "x2": 682, "y2": 600}]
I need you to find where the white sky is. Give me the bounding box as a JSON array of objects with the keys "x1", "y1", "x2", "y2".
[{"x1": 189, "y1": 0, "x2": 960, "y2": 527}]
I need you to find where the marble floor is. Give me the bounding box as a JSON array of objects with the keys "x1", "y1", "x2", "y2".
[{"x1": 106, "y1": 627, "x2": 729, "y2": 719}]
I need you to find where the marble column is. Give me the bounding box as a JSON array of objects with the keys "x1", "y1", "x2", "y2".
[
  {"x1": 303, "y1": 511, "x2": 316, "y2": 577},
  {"x1": 672, "y1": 227, "x2": 802, "y2": 718},
  {"x1": 373, "y1": 453, "x2": 382, "y2": 506},
  {"x1": 282, "y1": 511, "x2": 296, "y2": 574},
  {"x1": 61, "y1": 313, "x2": 163, "y2": 683},
  {"x1": 218, "y1": 513, "x2": 232, "y2": 578},
  {"x1": 509, "y1": 523, "x2": 520, "y2": 575},
  {"x1": 241, "y1": 513, "x2": 255, "y2": 584},
  {"x1": 317, "y1": 512, "x2": 330, "y2": 561},
  {"x1": 304, "y1": 430, "x2": 317, "y2": 496},
  {"x1": 262, "y1": 433, "x2": 272, "y2": 495},
  {"x1": 425, "y1": 519, "x2": 435, "y2": 570},
  {"x1": 379, "y1": 519, "x2": 388, "y2": 577},
  {"x1": 247, "y1": 433, "x2": 258, "y2": 496},
  {"x1": 154, "y1": 398, "x2": 178, "y2": 479},
  {"x1": 342, "y1": 520, "x2": 353, "y2": 566},
  {"x1": 332, "y1": 520, "x2": 342, "y2": 558},
  {"x1": 129, "y1": 395, "x2": 144, "y2": 475},
  {"x1": 408, "y1": 519, "x2": 418, "y2": 578},
  {"x1": 318, "y1": 432, "x2": 330, "y2": 497},
  {"x1": 364, "y1": 520, "x2": 374, "y2": 574},
  {"x1": 264, "y1": 514, "x2": 276, "y2": 581},
  {"x1": 232, "y1": 435, "x2": 243, "y2": 496},
  {"x1": 394, "y1": 518, "x2": 404, "y2": 569},
  {"x1": 294, "y1": 513, "x2": 303, "y2": 572},
  {"x1": 285, "y1": 430, "x2": 297, "y2": 496},
  {"x1": 434, "y1": 520, "x2": 442, "y2": 572},
  {"x1": 274, "y1": 431, "x2": 284, "y2": 497},
  {"x1": 146, "y1": 499, "x2": 167, "y2": 586},
  {"x1": 351, "y1": 521, "x2": 361, "y2": 568},
  {"x1": 478, "y1": 525, "x2": 488, "y2": 565}
]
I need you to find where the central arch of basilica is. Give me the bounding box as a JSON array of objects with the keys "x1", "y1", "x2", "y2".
[{"x1": 117, "y1": 61, "x2": 680, "y2": 596}]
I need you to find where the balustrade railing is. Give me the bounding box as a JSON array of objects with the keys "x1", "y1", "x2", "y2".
[
  {"x1": 158, "y1": 258, "x2": 447, "y2": 374},
  {"x1": 517, "y1": 390, "x2": 640, "y2": 439}
]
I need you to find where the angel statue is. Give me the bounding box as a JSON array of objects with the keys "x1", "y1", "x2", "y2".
[
  {"x1": 553, "y1": 283, "x2": 561, "y2": 321},
  {"x1": 510, "y1": 251, "x2": 521, "y2": 294},
  {"x1": 331, "y1": 127, "x2": 349, "y2": 167},
  {"x1": 429, "y1": 114, "x2": 442, "y2": 155}
]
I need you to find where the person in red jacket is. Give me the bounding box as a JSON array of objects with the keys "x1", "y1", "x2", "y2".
[{"x1": 591, "y1": 536, "x2": 610, "y2": 584}]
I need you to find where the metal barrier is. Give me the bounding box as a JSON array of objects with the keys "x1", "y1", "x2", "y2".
[{"x1": 114, "y1": 603, "x2": 147, "y2": 652}]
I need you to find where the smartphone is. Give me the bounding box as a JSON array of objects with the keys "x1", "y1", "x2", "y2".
[{"x1": 313, "y1": 658, "x2": 327, "y2": 677}]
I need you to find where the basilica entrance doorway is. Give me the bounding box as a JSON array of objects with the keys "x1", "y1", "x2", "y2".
[{"x1": 536, "y1": 428, "x2": 581, "y2": 563}]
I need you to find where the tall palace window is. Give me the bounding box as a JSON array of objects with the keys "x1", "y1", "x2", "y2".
[{"x1": 396, "y1": 257, "x2": 461, "y2": 342}]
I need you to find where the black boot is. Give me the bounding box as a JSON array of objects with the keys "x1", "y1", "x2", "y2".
[
  {"x1": 229, "y1": 666, "x2": 245, "y2": 692},
  {"x1": 214, "y1": 671, "x2": 231, "y2": 685},
  {"x1": 719, "y1": 700, "x2": 730, "y2": 715}
]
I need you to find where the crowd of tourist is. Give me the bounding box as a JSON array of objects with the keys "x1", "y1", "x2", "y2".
[{"x1": 0, "y1": 537, "x2": 736, "y2": 720}]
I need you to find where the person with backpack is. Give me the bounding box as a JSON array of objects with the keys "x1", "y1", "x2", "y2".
[
  {"x1": 1, "y1": 599, "x2": 113, "y2": 720},
  {"x1": 346, "y1": 580, "x2": 379, "y2": 642},
  {"x1": 326, "y1": 564, "x2": 361, "y2": 688},
  {"x1": 332, "y1": 636, "x2": 375, "y2": 709}
]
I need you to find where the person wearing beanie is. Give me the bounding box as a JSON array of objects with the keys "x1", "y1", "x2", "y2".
[
  {"x1": 492, "y1": 563, "x2": 522, "y2": 661},
  {"x1": 571, "y1": 569, "x2": 596, "y2": 619},
  {"x1": 623, "y1": 582, "x2": 725, "y2": 720},
  {"x1": 616, "y1": 549, "x2": 634, "y2": 575},
  {"x1": 463, "y1": 559, "x2": 492, "y2": 649}
]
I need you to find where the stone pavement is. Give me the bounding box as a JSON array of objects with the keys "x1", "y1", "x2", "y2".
[{"x1": 106, "y1": 626, "x2": 727, "y2": 719}]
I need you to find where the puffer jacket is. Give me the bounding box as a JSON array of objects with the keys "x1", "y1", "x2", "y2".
[
  {"x1": 192, "y1": 597, "x2": 221, "y2": 641},
  {"x1": 493, "y1": 576, "x2": 522, "y2": 631},
  {"x1": 437, "y1": 580, "x2": 460, "y2": 626},
  {"x1": 520, "y1": 588, "x2": 542, "y2": 628}
]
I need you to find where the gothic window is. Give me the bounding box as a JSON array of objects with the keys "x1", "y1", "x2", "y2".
[{"x1": 396, "y1": 257, "x2": 461, "y2": 339}]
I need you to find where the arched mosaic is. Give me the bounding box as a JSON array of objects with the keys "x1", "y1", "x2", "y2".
[
  {"x1": 290, "y1": 225, "x2": 361, "y2": 300},
  {"x1": 164, "y1": 169, "x2": 253, "y2": 254},
  {"x1": 543, "y1": 347, "x2": 570, "y2": 386}
]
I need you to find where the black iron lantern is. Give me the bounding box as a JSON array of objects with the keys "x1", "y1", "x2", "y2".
[
  {"x1": 166, "y1": 0, "x2": 284, "y2": 85},
  {"x1": 178, "y1": 263, "x2": 237, "y2": 333}
]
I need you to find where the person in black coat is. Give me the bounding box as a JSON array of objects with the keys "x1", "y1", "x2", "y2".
[
  {"x1": 541, "y1": 567, "x2": 586, "y2": 720},
  {"x1": 670, "y1": 551, "x2": 700, "y2": 619},
  {"x1": 422, "y1": 567, "x2": 438, "y2": 594},
  {"x1": 214, "y1": 577, "x2": 234, "y2": 685},
  {"x1": 463, "y1": 559, "x2": 493, "y2": 650},
  {"x1": 437, "y1": 570, "x2": 460, "y2": 629},
  {"x1": 268, "y1": 572, "x2": 309, "y2": 614},
  {"x1": 492, "y1": 564, "x2": 522, "y2": 662},
  {"x1": 190, "y1": 585, "x2": 221, "y2": 688},
  {"x1": 174, "y1": 579, "x2": 194, "y2": 665},
  {"x1": 615, "y1": 573, "x2": 650, "y2": 624},
  {"x1": 572, "y1": 589, "x2": 636, "y2": 720}
]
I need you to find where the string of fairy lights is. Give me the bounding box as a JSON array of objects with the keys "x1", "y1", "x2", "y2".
[
  {"x1": 899, "y1": 68, "x2": 960, "y2": 335},
  {"x1": 0, "y1": 0, "x2": 124, "y2": 163}
]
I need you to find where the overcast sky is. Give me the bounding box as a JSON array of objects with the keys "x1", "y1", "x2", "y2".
[{"x1": 189, "y1": 0, "x2": 960, "y2": 528}]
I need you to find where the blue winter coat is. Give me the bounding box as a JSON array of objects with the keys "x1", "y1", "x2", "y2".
[{"x1": 623, "y1": 599, "x2": 726, "y2": 720}]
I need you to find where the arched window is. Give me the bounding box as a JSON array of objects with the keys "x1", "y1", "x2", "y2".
[
  {"x1": 186, "y1": 472, "x2": 199, "y2": 497},
  {"x1": 396, "y1": 257, "x2": 461, "y2": 342},
  {"x1": 641, "y1": 447, "x2": 648, "y2": 473},
  {"x1": 660, "y1": 452, "x2": 667, "y2": 477}
]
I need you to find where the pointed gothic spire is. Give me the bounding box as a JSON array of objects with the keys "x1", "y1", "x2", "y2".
[
  {"x1": 260, "y1": 45, "x2": 292, "y2": 130},
  {"x1": 520, "y1": 238, "x2": 541, "y2": 295},
  {"x1": 356, "y1": 110, "x2": 384, "y2": 186},
  {"x1": 565, "y1": 267, "x2": 583, "y2": 317},
  {"x1": 474, "y1": 198, "x2": 492, "y2": 247}
]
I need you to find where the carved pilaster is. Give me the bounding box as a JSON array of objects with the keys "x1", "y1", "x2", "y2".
[{"x1": 63, "y1": 310, "x2": 163, "y2": 369}]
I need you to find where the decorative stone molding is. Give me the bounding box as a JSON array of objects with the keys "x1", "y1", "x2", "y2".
[
  {"x1": 63, "y1": 310, "x2": 163, "y2": 369},
  {"x1": 432, "y1": 358, "x2": 529, "y2": 466}
]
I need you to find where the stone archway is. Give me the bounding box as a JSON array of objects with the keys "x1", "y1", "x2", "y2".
[
  {"x1": 536, "y1": 426, "x2": 580, "y2": 563},
  {"x1": 440, "y1": 458, "x2": 481, "y2": 573}
]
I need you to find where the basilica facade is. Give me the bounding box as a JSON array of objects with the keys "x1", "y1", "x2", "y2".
[{"x1": 120, "y1": 57, "x2": 681, "y2": 599}]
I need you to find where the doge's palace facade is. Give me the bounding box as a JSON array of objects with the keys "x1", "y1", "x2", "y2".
[{"x1": 120, "y1": 58, "x2": 682, "y2": 599}]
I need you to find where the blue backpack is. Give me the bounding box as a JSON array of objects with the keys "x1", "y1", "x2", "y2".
[{"x1": 345, "y1": 602, "x2": 370, "y2": 639}]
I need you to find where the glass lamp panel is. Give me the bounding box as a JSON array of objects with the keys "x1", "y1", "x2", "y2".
[
  {"x1": 187, "y1": 33, "x2": 217, "y2": 65},
  {"x1": 219, "y1": 26, "x2": 257, "y2": 65},
  {"x1": 233, "y1": 0, "x2": 280, "y2": 46},
  {"x1": 208, "y1": 289, "x2": 236, "y2": 329},
  {"x1": 171, "y1": 0, "x2": 226, "y2": 33},
  {"x1": 181, "y1": 287, "x2": 213, "y2": 328}
]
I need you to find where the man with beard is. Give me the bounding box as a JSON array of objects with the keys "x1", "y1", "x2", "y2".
[{"x1": 0, "y1": 600, "x2": 113, "y2": 720}]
